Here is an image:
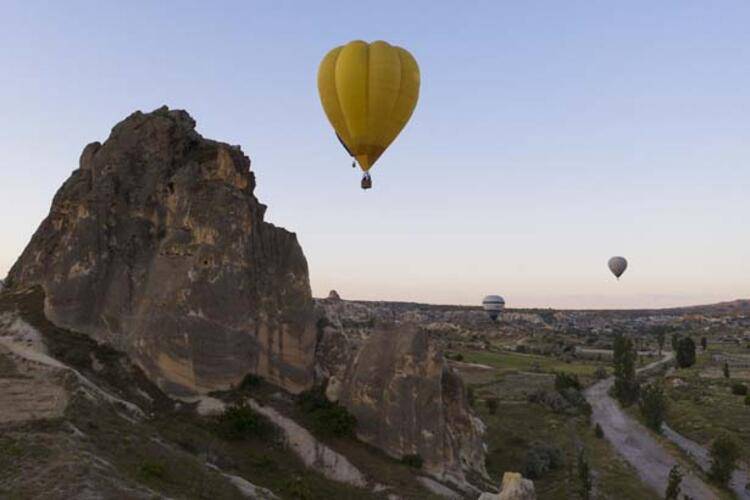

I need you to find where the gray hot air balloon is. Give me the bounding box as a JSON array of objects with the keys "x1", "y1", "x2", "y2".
[
  {"x1": 608, "y1": 256, "x2": 628, "y2": 280},
  {"x1": 482, "y1": 295, "x2": 505, "y2": 321}
]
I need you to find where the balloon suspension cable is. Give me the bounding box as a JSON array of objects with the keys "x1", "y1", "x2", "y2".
[{"x1": 351, "y1": 161, "x2": 356, "y2": 168}]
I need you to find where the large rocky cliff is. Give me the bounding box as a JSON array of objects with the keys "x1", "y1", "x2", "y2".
[
  {"x1": 316, "y1": 297, "x2": 488, "y2": 488},
  {"x1": 7, "y1": 107, "x2": 315, "y2": 395}
]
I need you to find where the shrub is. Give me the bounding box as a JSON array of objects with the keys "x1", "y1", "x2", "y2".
[
  {"x1": 594, "y1": 423, "x2": 604, "y2": 439},
  {"x1": 239, "y1": 373, "x2": 262, "y2": 391},
  {"x1": 577, "y1": 449, "x2": 592, "y2": 500},
  {"x1": 401, "y1": 454, "x2": 423, "y2": 469},
  {"x1": 555, "y1": 372, "x2": 581, "y2": 392},
  {"x1": 215, "y1": 401, "x2": 273, "y2": 440},
  {"x1": 745, "y1": 395, "x2": 750, "y2": 406},
  {"x1": 467, "y1": 386, "x2": 475, "y2": 407},
  {"x1": 522, "y1": 444, "x2": 563, "y2": 479},
  {"x1": 297, "y1": 388, "x2": 357, "y2": 437},
  {"x1": 665, "y1": 465, "x2": 682, "y2": 499},
  {"x1": 486, "y1": 397, "x2": 499, "y2": 415},
  {"x1": 723, "y1": 362, "x2": 730, "y2": 379},
  {"x1": 593, "y1": 367, "x2": 608, "y2": 380},
  {"x1": 285, "y1": 475, "x2": 313, "y2": 500},
  {"x1": 708, "y1": 434, "x2": 741, "y2": 486},
  {"x1": 639, "y1": 383, "x2": 667, "y2": 432},
  {"x1": 453, "y1": 353, "x2": 464, "y2": 362},
  {"x1": 138, "y1": 461, "x2": 166, "y2": 480},
  {"x1": 730, "y1": 383, "x2": 748, "y2": 396}
]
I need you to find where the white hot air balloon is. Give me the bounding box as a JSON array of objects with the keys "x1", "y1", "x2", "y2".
[
  {"x1": 482, "y1": 295, "x2": 505, "y2": 321},
  {"x1": 608, "y1": 256, "x2": 628, "y2": 280}
]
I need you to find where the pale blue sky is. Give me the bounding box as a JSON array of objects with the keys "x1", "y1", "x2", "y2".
[{"x1": 1, "y1": 1, "x2": 748, "y2": 308}]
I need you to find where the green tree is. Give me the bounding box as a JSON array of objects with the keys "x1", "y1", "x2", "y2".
[
  {"x1": 653, "y1": 325, "x2": 668, "y2": 356},
  {"x1": 675, "y1": 337, "x2": 696, "y2": 368},
  {"x1": 671, "y1": 333, "x2": 680, "y2": 351},
  {"x1": 700, "y1": 337, "x2": 708, "y2": 351},
  {"x1": 577, "y1": 449, "x2": 592, "y2": 500},
  {"x1": 665, "y1": 465, "x2": 682, "y2": 500},
  {"x1": 594, "y1": 423, "x2": 604, "y2": 439},
  {"x1": 613, "y1": 334, "x2": 639, "y2": 406},
  {"x1": 639, "y1": 384, "x2": 667, "y2": 432},
  {"x1": 486, "y1": 397, "x2": 499, "y2": 415},
  {"x1": 723, "y1": 362, "x2": 730, "y2": 379},
  {"x1": 708, "y1": 434, "x2": 740, "y2": 486}
]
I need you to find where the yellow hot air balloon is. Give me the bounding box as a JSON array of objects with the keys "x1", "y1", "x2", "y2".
[{"x1": 318, "y1": 40, "x2": 420, "y2": 189}]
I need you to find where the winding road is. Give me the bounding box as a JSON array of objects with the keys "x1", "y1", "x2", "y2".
[{"x1": 584, "y1": 353, "x2": 746, "y2": 499}]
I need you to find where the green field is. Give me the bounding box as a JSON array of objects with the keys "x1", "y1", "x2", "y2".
[
  {"x1": 664, "y1": 351, "x2": 750, "y2": 463},
  {"x1": 460, "y1": 350, "x2": 608, "y2": 377}
]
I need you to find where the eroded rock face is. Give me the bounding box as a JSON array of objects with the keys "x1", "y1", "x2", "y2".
[
  {"x1": 7, "y1": 107, "x2": 315, "y2": 395},
  {"x1": 316, "y1": 301, "x2": 487, "y2": 486}
]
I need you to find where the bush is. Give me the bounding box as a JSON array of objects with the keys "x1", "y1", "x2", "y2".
[
  {"x1": 555, "y1": 372, "x2": 581, "y2": 392},
  {"x1": 577, "y1": 449, "x2": 592, "y2": 500},
  {"x1": 486, "y1": 397, "x2": 499, "y2": 415},
  {"x1": 708, "y1": 434, "x2": 741, "y2": 486},
  {"x1": 215, "y1": 402, "x2": 273, "y2": 440},
  {"x1": 297, "y1": 388, "x2": 357, "y2": 437},
  {"x1": 467, "y1": 386, "x2": 475, "y2": 407},
  {"x1": 284, "y1": 475, "x2": 313, "y2": 500},
  {"x1": 401, "y1": 454, "x2": 423, "y2": 469},
  {"x1": 138, "y1": 461, "x2": 166, "y2": 480},
  {"x1": 594, "y1": 423, "x2": 604, "y2": 439},
  {"x1": 730, "y1": 383, "x2": 748, "y2": 396},
  {"x1": 239, "y1": 373, "x2": 262, "y2": 391},
  {"x1": 523, "y1": 444, "x2": 564, "y2": 479},
  {"x1": 593, "y1": 367, "x2": 608, "y2": 380},
  {"x1": 665, "y1": 465, "x2": 682, "y2": 499},
  {"x1": 453, "y1": 353, "x2": 464, "y2": 362}
]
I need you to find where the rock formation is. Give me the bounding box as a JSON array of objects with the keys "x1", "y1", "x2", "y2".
[
  {"x1": 478, "y1": 472, "x2": 536, "y2": 500},
  {"x1": 6, "y1": 107, "x2": 315, "y2": 395},
  {"x1": 316, "y1": 300, "x2": 487, "y2": 487}
]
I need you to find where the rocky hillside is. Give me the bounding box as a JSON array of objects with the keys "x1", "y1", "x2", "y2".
[{"x1": 2, "y1": 109, "x2": 491, "y2": 498}]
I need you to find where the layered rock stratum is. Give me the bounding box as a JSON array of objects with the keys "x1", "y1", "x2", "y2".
[{"x1": 6, "y1": 107, "x2": 315, "y2": 395}]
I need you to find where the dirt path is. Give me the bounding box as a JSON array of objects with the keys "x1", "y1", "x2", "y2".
[{"x1": 584, "y1": 353, "x2": 720, "y2": 499}]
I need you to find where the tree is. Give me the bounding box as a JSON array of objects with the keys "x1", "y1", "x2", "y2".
[
  {"x1": 700, "y1": 337, "x2": 708, "y2": 351},
  {"x1": 671, "y1": 333, "x2": 680, "y2": 352},
  {"x1": 723, "y1": 362, "x2": 730, "y2": 379},
  {"x1": 653, "y1": 325, "x2": 668, "y2": 356},
  {"x1": 676, "y1": 337, "x2": 696, "y2": 368},
  {"x1": 665, "y1": 465, "x2": 682, "y2": 499},
  {"x1": 594, "y1": 423, "x2": 604, "y2": 439},
  {"x1": 708, "y1": 434, "x2": 740, "y2": 486},
  {"x1": 577, "y1": 449, "x2": 592, "y2": 500},
  {"x1": 613, "y1": 334, "x2": 639, "y2": 406},
  {"x1": 486, "y1": 397, "x2": 499, "y2": 415},
  {"x1": 639, "y1": 384, "x2": 667, "y2": 432}
]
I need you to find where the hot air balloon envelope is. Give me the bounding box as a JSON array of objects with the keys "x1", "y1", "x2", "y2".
[
  {"x1": 608, "y1": 256, "x2": 628, "y2": 279},
  {"x1": 482, "y1": 295, "x2": 505, "y2": 321},
  {"x1": 317, "y1": 40, "x2": 420, "y2": 186}
]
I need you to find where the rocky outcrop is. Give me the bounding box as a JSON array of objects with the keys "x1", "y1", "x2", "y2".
[
  {"x1": 6, "y1": 107, "x2": 315, "y2": 395},
  {"x1": 316, "y1": 301, "x2": 487, "y2": 487},
  {"x1": 478, "y1": 473, "x2": 536, "y2": 500}
]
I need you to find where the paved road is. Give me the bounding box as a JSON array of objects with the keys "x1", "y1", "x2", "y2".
[{"x1": 584, "y1": 353, "x2": 719, "y2": 499}]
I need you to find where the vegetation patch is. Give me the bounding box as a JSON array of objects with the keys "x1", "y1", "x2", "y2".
[{"x1": 297, "y1": 388, "x2": 357, "y2": 438}]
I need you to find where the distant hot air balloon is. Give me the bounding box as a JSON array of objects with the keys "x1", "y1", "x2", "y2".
[
  {"x1": 318, "y1": 40, "x2": 420, "y2": 190},
  {"x1": 482, "y1": 295, "x2": 505, "y2": 321},
  {"x1": 608, "y1": 256, "x2": 628, "y2": 280}
]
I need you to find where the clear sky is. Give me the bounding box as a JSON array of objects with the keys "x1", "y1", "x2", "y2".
[{"x1": 1, "y1": 1, "x2": 748, "y2": 309}]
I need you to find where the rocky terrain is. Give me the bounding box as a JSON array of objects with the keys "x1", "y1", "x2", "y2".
[{"x1": 1, "y1": 108, "x2": 494, "y2": 499}]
